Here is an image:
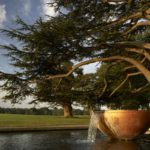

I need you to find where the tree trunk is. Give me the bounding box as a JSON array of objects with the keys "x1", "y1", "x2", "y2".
[{"x1": 63, "y1": 102, "x2": 73, "y2": 117}]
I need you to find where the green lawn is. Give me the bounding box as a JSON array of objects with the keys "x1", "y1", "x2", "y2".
[{"x1": 0, "y1": 114, "x2": 90, "y2": 128}]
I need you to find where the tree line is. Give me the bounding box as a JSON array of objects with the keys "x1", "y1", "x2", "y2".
[{"x1": 0, "y1": 107, "x2": 86, "y2": 115}]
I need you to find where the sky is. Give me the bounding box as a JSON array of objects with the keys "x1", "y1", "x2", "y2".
[
  {"x1": 0, "y1": 0, "x2": 98, "y2": 108},
  {"x1": 0, "y1": 0, "x2": 55, "y2": 73}
]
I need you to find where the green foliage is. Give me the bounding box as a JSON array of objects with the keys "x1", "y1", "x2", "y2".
[
  {"x1": 95, "y1": 63, "x2": 150, "y2": 109},
  {"x1": 0, "y1": 17, "x2": 83, "y2": 107}
]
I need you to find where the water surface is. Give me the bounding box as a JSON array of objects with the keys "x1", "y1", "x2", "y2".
[{"x1": 0, "y1": 130, "x2": 149, "y2": 150}]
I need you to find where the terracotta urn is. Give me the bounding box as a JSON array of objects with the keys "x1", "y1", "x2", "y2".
[{"x1": 94, "y1": 110, "x2": 150, "y2": 140}]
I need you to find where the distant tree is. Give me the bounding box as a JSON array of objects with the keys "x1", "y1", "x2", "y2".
[
  {"x1": 0, "y1": 17, "x2": 81, "y2": 117},
  {"x1": 95, "y1": 63, "x2": 150, "y2": 109},
  {"x1": 0, "y1": 17, "x2": 87, "y2": 117}
]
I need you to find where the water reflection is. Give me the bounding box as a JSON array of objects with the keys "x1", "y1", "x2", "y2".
[
  {"x1": 0, "y1": 130, "x2": 149, "y2": 150},
  {"x1": 92, "y1": 140, "x2": 140, "y2": 150}
]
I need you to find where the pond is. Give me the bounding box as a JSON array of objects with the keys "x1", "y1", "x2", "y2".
[{"x1": 0, "y1": 130, "x2": 149, "y2": 150}]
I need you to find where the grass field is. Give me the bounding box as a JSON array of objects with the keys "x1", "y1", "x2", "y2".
[{"x1": 0, "y1": 114, "x2": 90, "y2": 128}]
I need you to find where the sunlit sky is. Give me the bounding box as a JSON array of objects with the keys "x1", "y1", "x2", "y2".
[{"x1": 0, "y1": 0, "x2": 98, "y2": 108}]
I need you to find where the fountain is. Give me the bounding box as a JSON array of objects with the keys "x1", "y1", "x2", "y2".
[
  {"x1": 87, "y1": 111, "x2": 98, "y2": 142},
  {"x1": 88, "y1": 110, "x2": 150, "y2": 140}
]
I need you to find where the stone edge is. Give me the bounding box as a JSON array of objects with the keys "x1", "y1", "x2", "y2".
[
  {"x1": 0, "y1": 125, "x2": 89, "y2": 132},
  {"x1": 0, "y1": 126, "x2": 149, "y2": 135}
]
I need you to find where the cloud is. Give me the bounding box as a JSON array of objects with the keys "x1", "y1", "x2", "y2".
[
  {"x1": 23, "y1": 0, "x2": 31, "y2": 16},
  {"x1": 41, "y1": 0, "x2": 56, "y2": 19},
  {"x1": 0, "y1": 4, "x2": 7, "y2": 27}
]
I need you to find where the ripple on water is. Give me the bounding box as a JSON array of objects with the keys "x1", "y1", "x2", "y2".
[{"x1": 0, "y1": 130, "x2": 149, "y2": 150}]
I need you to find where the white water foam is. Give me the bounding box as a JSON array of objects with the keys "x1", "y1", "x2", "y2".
[{"x1": 87, "y1": 111, "x2": 99, "y2": 142}]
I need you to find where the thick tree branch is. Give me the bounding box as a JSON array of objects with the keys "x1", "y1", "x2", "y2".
[
  {"x1": 110, "y1": 76, "x2": 128, "y2": 97},
  {"x1": 47, "y1": 56, "x2": 150, "y2": 83},
  {"x1": 105, "y1": 12, "x2": 142, "y2": 28},
  {"x1": 131, "y1": 83, "x2": 150, "y2": 93},
  {"x1": 105, "y1": 8, "x2": 150, "y2": 28},
  {"x1": 116, "y1": 42, "x2": 150, "y2": 50},
  {"x1": 100, "y1": 78, "x2": 107, "y2": 97},
  {"x1": 54, "y1": 78, "x2": 62, "y2": 93},
  {"x1": 126, "y1": 48, "x2": 150, "y2": 61},
  {"x1": 123, "y1": 57, "x2": 146, "y2": 71},
  {"x1": 145, "y1": 9, "x2": 150, "y2": 19},
  {"x1": 124, "y1": 21, "x2": 150, "y2": 35},
  {"x1": 109, "y1": 71, "x2": 142, "y2": 97},
  {"x1": 102, "y1": 0, "x2": 127, "y2": 2},
  {"x1": 98, "y1": 42, "x2": 150, "y2": 50},
  {"x1": 97, "y1": 62, "x2": 118, "y2": 98},
  {"x1": 87, "y1": 41, "x2": 150, "y2": 52}
]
